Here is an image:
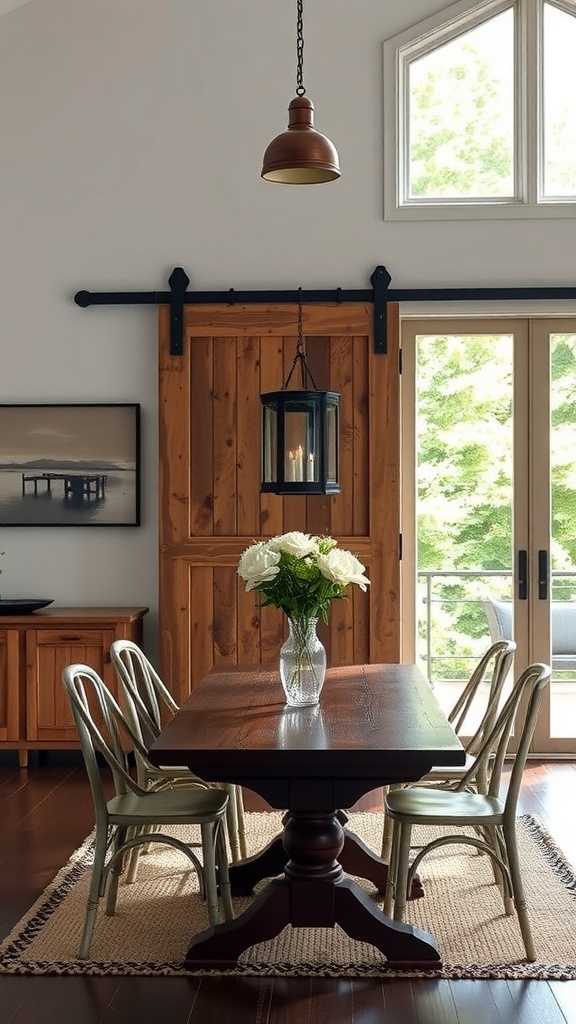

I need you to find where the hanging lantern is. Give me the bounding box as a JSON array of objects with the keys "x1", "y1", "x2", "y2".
[{"x1": 261, "y1": 293, "x2": 340, "y2": 495}]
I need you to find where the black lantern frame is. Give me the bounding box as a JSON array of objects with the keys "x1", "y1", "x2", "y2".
[
  {"x1": 261, "y1": 388, "x2": 340, "y2": 495},
  {"x1": 261, "y1": 291, "x2": 340, "y2": 496}
]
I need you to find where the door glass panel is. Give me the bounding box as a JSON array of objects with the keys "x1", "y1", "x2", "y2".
[
  {"x1": 415, "y1": 332, "x2": 515, "y2": 729},
  {"x1": 549, "y1": 333, "x2": 576, "y2": 736}
]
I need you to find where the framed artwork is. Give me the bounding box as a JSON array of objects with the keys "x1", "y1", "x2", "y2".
[{"x1": 0, "y1": 404, "x2": 141, "y2": 526}]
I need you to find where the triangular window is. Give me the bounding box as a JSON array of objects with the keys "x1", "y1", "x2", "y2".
[{"x1": 384, "y1": 0, "x2": 576, "y2": 219}]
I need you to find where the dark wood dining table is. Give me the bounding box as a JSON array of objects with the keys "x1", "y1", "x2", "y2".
[{"x1": 149, "y1": 662, "x2": 465, "y2": 971}]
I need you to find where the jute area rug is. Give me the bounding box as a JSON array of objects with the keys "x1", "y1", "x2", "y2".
[{"x1": 1, "y1": 812, "x2": 575, "y2": 980}]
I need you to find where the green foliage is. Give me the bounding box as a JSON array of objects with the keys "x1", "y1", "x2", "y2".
[
  {"x1": 415, "y1": 331, "x2": 576, "y2": 678},
  {"x1": 409, "y1": 40, "x2": 513, "y2": 198}
]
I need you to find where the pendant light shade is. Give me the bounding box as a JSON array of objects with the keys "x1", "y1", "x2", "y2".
[
  {"x1": 261, "y1": 96, "x2": 340, "y2": 184},
  {"x1": 261, "y1": 0, "x2": 340, "y2": 185}
]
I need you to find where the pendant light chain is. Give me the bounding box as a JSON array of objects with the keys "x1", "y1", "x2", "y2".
[
  {"x1": 296, "y1": 0, "x2": 305, "y2": 96},
  {"x1": 283, "y1": 289, "x2": 318, "y2": 391}
]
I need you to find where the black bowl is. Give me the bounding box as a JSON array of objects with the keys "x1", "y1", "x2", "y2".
[{"x1": 0, "y1": 599, "x2": 54, "y2": 615}]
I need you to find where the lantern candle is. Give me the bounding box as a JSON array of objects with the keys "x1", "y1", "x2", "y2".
[
  {"x1": 295, "y1": 444, "x2": 304, "y2": 481},
  {"x1": 306, "y1": 452, "x2": 315, "y2": 481},
  {"x1": 288, "y1": 450, "x2": 296, "y2": 481}
]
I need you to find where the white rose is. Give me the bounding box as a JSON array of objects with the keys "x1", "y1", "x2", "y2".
[
  {"x1": 317, "y1": 549, "x2": 370, "y2": 591},
  {"x1": 270, "y1": 531, "x2": 318, "y2": 559},
  {"x1": 237, "y1": 542, "x2": 281, "y2": 590}
]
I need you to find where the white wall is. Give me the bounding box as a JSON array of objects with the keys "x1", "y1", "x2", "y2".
[{"x1": 1, "y1": 0, "x2": 574, "y2": 654}]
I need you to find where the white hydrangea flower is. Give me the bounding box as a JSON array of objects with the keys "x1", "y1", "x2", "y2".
[
  {"x1": 237, "y1": 541, "x2": 281, "y2": 590},
  {"x1": 316, "y1": 549, "x2": 370, "y2": 591},
  {"x1": 270, "y1": 531, "x2": 318, "y2": 559}
]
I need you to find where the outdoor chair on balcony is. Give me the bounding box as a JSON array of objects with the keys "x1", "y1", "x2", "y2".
[
  {"x1": 383, "y1": 662, "x2": 550, "y2": 962},
  {"x1": 61, "y1": 662, "x2": 233, "y2": 959},
  {"x1": 381, "y1": 639, "x2": 516, "y2": 859},
  {"x1": 110, "y1": 639, "x2": 247, "y2": 869},
  {"x1": 484, "y1": 597, "x2": 576, "y2": 672}
]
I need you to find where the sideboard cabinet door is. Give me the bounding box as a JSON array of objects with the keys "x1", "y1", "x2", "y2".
[
  {"x1": 26, "y1": 628, "x2": 116, "y2": 743},
  {"x1": 0, "y1": 606, "x2": 147, "y2": 763},
  {"x1": 0, "y1": 629, "x2": 21, "y2": 742}
]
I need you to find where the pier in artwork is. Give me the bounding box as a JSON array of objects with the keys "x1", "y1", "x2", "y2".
[{"x1": 22, "y1": 472, "x2": 107, "y2": 501}]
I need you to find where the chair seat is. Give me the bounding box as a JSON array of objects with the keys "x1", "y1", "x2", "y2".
[
  {"x1": 108, "y1": 786, "x2": 229, "y2": 824},
  {"x1": 147, "y1": 764, "x2": 207, "y2": 782},
  {"x1": 109, "y1": 638, "x2": 248, "y2": 862},
  {"x1": 421, "y1": 751, "x2": 478, "y2": 780},
  {"x1": 386, "y1": 785, "x2": 504, "y2": 824}
]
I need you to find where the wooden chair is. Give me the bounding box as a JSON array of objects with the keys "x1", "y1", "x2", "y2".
[
  {"x1": 109, "y1": 639, "x2": 247, "y2": 863},
  {"x1": 381, "y1": 639, "x2": 516, "y2": 858},
  {"x1": 62, "y1": 662, "x2": 233, "y2": 959},
  {"x1": 383, "y1": 661, "x2": 551, "y2": 962}
]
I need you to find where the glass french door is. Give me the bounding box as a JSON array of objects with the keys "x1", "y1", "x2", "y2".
[{"x1": 401, "y1": 316, "x2": 576, "y2": 756}]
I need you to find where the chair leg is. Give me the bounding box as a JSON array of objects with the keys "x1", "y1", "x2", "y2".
[
  {"x1": 235, "y1": 787, "x2": 248, "y2": 860},
  {"x1": 79, "y1": 825, "x2": 108, "y2": 959},
  {"x1": 124, "y1": 824, "x2": 153, "y2": 884},
  {"x1": 478, "y1": 824, "x2": 513, "y2": 914},
  {"x1": 216, "y1": 822, "x2": 234, "y2": 921},
  {"x1": 105, "y1": 826, "x2": 128, "y2": 916},
  {"x1": 503, "y1": 820, "x2": 536, "y2": 962},
  {"x1": 383, "y1": 818, "x2": 398, "y2": 917},
  {"x1": 381, "y1": 784, "x2": 403, "y2": 860},
  {"x1": 381, "y1": 786, "x2": 392, "y2": 859},
  {"x1": 224, "y1": 784, "x2": 241, "y2": 862},
  {"x1": 201, "y1": 821, "x2": 222, "y2": 926},
  {"x1": 393, "y1": 821, "x2": 413, "y2": 923}
]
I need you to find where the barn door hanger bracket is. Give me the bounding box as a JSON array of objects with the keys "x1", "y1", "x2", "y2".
[{"x1": 74, "y1": 265, "x2": 392, "y2": 357}]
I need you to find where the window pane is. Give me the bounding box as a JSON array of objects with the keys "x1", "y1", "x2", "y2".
[
  {"x1": 543, "y1": 3, "x2": 576, "y2": 198},
  {"x1": 415, "y1": 333, "x2": 514, "y2": 699},
  {"x1": 407, "y1": 10, "x2": 514, "y2": 200},
  {"x1": 550, "y1": 334, "x2": 576, "y2": 737}
]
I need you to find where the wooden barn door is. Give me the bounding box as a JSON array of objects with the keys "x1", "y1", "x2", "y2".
[{"x1": 158, "y1": 301, "x2": 400, "y2": 703}]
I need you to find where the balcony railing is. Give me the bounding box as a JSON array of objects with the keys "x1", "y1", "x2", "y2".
[{"x1": 418, "y1": 568, "x2": 576, "y2": 685}]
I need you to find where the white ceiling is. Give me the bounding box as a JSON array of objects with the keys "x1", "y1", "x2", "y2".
[{"x1": 0, "y1": 0, "x2": 35, "y2": 15}]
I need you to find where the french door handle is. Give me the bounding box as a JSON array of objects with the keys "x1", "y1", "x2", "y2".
[
  {"x1": 538, "y1": 550, "x2": 548, "y2": 600},
  {"x1": 518, "y1": 550, "x2": 528, "y2": 600}
]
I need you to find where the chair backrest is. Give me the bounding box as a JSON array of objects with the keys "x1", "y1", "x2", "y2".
[
  {"x1": 448, "y1": 639, "x2": 516, "y2": 755},
  {"x1": 484, "y1": 599, "x2": 513, "y2": 644},
  {"x1": 109, "y1": 639, "x2": 178, "y2": 745},
  {"x1": 62, "y1": 663, "x2": 149, "y2": 820},
  {"x1": 455, "y1": 661, "x2": 550, "y2": 808},
  {"x1": 484, "y1": 597, "x2": 576, "y2": 670},
  {"x1": 109, "y1": 640, "x2": 181, "y2": 788}
]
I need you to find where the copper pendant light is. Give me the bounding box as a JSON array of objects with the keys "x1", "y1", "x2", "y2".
[{"x1": 261, "y1": 0, "x2": 340, "y2": 185}]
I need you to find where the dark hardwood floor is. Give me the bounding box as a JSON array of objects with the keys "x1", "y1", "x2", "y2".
[{"x1": 1, "y1": 756, "x2": 576, "y2": 1023}]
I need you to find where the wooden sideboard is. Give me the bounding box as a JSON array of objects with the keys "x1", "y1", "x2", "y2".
[{"x1": 0, "y1": 606, "x2": 148, "y2": 766}]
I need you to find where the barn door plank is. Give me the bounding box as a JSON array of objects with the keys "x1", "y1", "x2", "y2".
[{"x1": 159, "y1": 302, "x2": 400, "y2": 699}]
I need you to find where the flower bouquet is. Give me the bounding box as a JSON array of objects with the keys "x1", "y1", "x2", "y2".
[{"x1": 238, "y1": 531, "x2": 370, "y2": 706}]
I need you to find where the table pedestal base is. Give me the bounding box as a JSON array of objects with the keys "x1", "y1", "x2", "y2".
[
  {"x1": 184, "y1": 809, "x2": 439, "y2": 971},
  {"x1": 229, "y1": 811, "x2": 425, "y2": 900}
]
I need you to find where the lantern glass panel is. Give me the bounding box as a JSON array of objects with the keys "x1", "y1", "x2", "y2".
[
  {"x1": 284, "y1": 397, "x2": 320, "y2": 483},
  {"x1": 262, "y1": 404, "x2": 277, "y2": 483},
  {"x1": 327, "y1": 401, "x2": 339, "y2": 485}
]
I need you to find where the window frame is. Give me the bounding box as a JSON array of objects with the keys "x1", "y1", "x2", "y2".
[{"x1": 383, "y1": 0, "x2": 576, "y2": 220}]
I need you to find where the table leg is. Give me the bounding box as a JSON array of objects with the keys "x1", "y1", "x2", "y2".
[
  {"x1": 340, "y1": 829, "x2": 424, "y2": 899},
  {"x1": 184, "y1": 809, "x2": 440, "y2": 971},
  {"x1": 228, "y1": 814, "x2": 424, "y2": 899},
  {"x1": 229, "y1": 834, "x2": 286, "y2": 896}
]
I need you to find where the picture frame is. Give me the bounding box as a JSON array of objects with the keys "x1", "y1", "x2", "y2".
[{"x1": 0, "y1": 404, "x2": 141, "y2": 527}]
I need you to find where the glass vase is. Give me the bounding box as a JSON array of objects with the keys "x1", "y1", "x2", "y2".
[{"x1": 279, "y1": 616, "x2": 326, "y2": 707}]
